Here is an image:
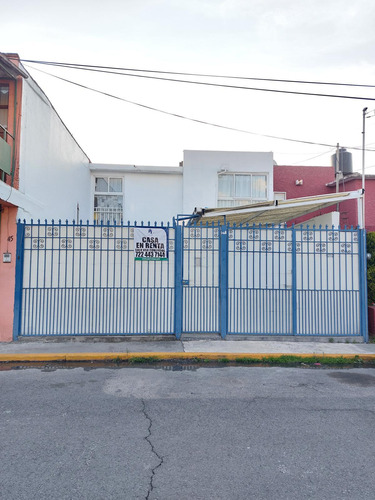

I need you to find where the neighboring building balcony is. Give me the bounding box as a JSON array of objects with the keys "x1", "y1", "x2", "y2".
[
  {"x1": 94, "y1": 207, "x2": 123, "y2": 225},
  {"x1": 0, "y1": 125, "x2": 12, "y2": 183}
]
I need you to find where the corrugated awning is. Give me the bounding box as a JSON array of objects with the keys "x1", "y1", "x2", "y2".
[{"x1": 193, "y1": 190, "x2": 362, "y2": 225}]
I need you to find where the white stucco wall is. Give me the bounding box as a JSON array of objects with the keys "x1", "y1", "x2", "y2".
[
  {"x1": 18, "y1": 75, "x2": 91, "y2": 221},
  {"x1": 182, "y1": 150, "x2": 274, "y2": 214},
  {"x1": 90, "y1": 151, "x2": 275, "y2": 223},
  {"x1": 295, "y1": 211, "x2": 340, "y2": 228},
  {"x1": 123, "y1": 172, "x2": 182, "y2": 224},
  {"x1": 90, "y1": 164, "x2": 183, "y2": 224}
]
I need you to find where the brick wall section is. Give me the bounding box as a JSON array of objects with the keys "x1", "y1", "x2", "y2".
[
  {"x1": 327, "y1": 177, "x2": 375, "y2": 231},
  {"x1": 368, "y1": 306, "x2": 375, "y2": 334},
  {"x1": 274, "y1": 165, "x2": 375, "y2": 230},
  {"x1": 364, "y1": 179, "x2": 375, "y2": 232},
  {"x1": 273, "y1": 165, "x2": 336, "y2": 226}
]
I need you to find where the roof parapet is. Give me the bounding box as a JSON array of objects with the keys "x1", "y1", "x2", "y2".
[{"x1": 0, "y1": 53, "x2": 28, "y2": 79}]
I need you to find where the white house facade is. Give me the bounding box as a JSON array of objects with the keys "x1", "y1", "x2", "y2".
[
  {"x1": 90, "y1": 163, "x2": 183, "y2": 224},
  {"x1": 182, "y1": 150, "x2": 274, "y2": 213},
  {"x1": 89, "y1": 150, "x2": 275, "y2": 224}
]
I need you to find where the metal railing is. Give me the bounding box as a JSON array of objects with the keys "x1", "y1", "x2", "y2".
[{"x1": 93, "y1": 207, "x2": 123, "y2": 225}]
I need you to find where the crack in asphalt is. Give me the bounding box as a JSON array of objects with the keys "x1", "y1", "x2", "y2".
[{"x1": 141, "y1": 399, "x2": 164, "y2": 500}]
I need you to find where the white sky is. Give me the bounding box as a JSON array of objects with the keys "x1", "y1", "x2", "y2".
[{"x1": 3, "y1": 0, "x2": 375, "y2": 171}]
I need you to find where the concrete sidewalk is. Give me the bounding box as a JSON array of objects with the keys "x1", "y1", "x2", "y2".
[{"x1": 0, "y1": 336, "x2": 375, "y2": 362}]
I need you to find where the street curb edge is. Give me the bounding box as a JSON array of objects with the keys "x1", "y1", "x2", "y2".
[{"x1": 0, "y1": 352, "x2": 375, "y2": 362}]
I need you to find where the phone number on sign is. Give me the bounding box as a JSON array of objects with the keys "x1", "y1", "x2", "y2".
[{"x1": 135, "y1": 251, "x2": 166, "y2": 258}]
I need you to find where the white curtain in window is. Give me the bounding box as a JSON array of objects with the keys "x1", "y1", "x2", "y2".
[
  {"x1": 218, "y1": 175, "x2": 233, "y2": 197},
  {"x1": 253, "y1": 175, "x2": 267, "y2": 199},
  {"x1": 235, "y1": 175, "x2": 252, "y2": 198}
]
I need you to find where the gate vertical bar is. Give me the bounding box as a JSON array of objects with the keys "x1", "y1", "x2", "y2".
[
  {"x1": 219, "y1": 223, "x2": 228, "y2": 339},
  {"x1": 174, "y1": 220, "x2": 183, "y2": 339},
  {"x1": 359, "y1": 228, "x2": 369, "y2": 341},
  {"x1": 291, "y1": 226, "x2": 297, "y2": 335},
  {"x1": 13, "y1": 221, "x2": 25, "y2": 341}
]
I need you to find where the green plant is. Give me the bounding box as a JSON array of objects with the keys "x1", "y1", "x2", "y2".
[
  {"x1": 128, "y1": 356, "x2": 159, "y2": 364},
  {"x1": 367, "y1": 267, "x2": 375, "y2": 305},
  {"x1": 367, "y1": 232, "x2": 375, "y2": 304},
  {"x1": 216, "y1": 357, "x2": 230, "y2": 363}
]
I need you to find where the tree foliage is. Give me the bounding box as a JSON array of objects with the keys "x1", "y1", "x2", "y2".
[{"x1": 367, "y1": 232, "x2": 375, "y2": 304}]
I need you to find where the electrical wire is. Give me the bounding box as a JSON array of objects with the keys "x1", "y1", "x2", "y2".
[
  {"x1": 20, "y1": 59, "x2": 375, "y2": 102},
  {"x1": 24, "y1": 64, "x2": 375, "y2": 153},
  {"x1": 288, "y1": 148, "x2": 336, "y2": 165},
  {"x1": 19, "y1": 58, "x2": 375, "y2": 89}
]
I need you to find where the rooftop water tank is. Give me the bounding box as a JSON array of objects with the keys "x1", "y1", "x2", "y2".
[{"x1": 331, "y1": 148, "x2": 353, "y2": 175}]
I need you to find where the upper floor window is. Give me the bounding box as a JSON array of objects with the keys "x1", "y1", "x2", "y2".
[
  {"x1": 218, "y1": 173, "x2": 267, "y2": 207},
  {"x1": 0, "y1": 84, "x2": 9, "y2": 140},
  {"x1": 94, "y1": 176, "x2": 123, "y2": 224}
]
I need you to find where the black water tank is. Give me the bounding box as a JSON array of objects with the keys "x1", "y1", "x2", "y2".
[{"x1": 331, "y1": 148, "x2": 353, "y2": 175}]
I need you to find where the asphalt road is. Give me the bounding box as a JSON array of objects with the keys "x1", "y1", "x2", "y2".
[{"x1": 1, "y1": 365, "x2": 375, "y2": 500}]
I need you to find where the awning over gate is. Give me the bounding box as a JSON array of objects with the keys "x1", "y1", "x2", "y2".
[{"x1": 193, "y1": 190, "x2": 363, "y2": 225}]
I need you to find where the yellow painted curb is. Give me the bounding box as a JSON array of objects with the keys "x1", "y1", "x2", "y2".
[
  {"x1": 0, "y1": 352, "x2": 375, "y2": 363},
  {"x1": 0, "y1": 353, "x2": 67, "y2": 362}
]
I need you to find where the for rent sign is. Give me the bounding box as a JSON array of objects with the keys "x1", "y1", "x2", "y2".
[{"x1": 134, "y1": 227, "x2": 168, "y2": 261}]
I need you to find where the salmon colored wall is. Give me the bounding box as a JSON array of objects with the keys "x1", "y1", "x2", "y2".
[{"x1": 0, "y1": 205, "x2": 17, "y2": 341}]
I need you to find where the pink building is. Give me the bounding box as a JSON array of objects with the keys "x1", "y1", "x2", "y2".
[
  {"x1": 0, "y1": 54, "x2": 25, "y2": 342},
  {"x1": 274, "y1": 164, "x2": 375, "y2": 230},
  {"x1": 325, "y1": 173, "x2": 375, "y2": 232}
]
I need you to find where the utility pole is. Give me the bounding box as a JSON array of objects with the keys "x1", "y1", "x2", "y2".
[{"x1": 361, "y1": 107, "x2": 368, "y2": 229}]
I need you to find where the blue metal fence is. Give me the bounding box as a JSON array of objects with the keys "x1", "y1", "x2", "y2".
[
  {"x1": 13, "y1": 220, "x2": 368, "y2": 340},
  {"x1": 14, "y1": 221, "x2": 175, "y2": 337},
  {"x1": 226, "y1": 225, "x2": 367, "y2": 338}
]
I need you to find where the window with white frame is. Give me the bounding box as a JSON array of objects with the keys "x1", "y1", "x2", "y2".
[
  {"x1": 94, "y1": 177, "x2": 123, "y2": 224},
  {"x1": 218, "y1": 173, "x2": 268, "y2": 207}
]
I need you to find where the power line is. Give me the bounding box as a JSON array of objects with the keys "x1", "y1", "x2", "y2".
[
  {"x1": 24, "y1": 64, "x2": 375, "y2": 153},
  {"x1": 20, "y1": 59, "x2": 375, "y2": 102},
  {"x1": 289, "y1": 148, "x2": 336, "y2": 165},
  {"x1": 20, "y1": 58, "x2": 375, "y2": 89}
]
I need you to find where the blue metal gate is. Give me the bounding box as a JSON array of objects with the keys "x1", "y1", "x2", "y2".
[
  {"x1": 181, "y1": 225, "x2": 220, "y2": 333},
  {"x1": 226, "y1": 225, "x2": 367, "y2": 337},
  {"x1": 13, "y1": 220, "x2": 368, "y2": 340},
  {"x1": 13, "y1": 221, "x2": 175, "y2": 337}
]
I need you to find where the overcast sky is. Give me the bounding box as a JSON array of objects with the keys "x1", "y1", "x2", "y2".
[{"x1": 3, "y1": 0, "x2": 375, "y2": 170}]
